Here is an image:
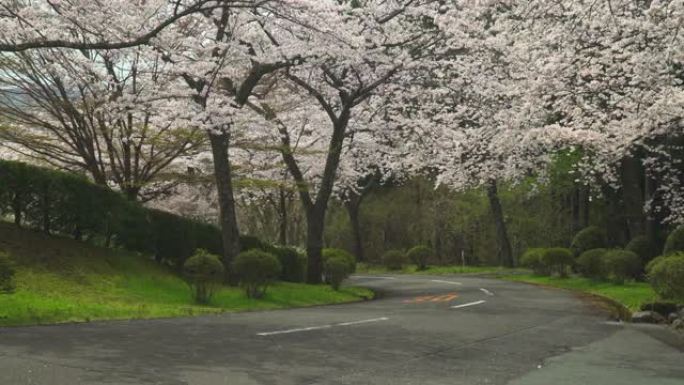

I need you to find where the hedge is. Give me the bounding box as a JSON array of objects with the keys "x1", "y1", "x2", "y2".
[{"x1": 0, "y1": 160, "x2": 268, "y2": 268}]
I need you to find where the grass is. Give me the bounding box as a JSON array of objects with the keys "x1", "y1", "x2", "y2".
[
  {"x1": 356, "y1": 262, "x2": 527, "y2": 276},
  {"x1": 501, "y1": 274, "x2": 658, "y2": 311},
  {"x1": 0, "y1": 222, "x2": 372, "y2": 327}
]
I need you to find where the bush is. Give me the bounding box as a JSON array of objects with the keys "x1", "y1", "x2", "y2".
[
  {"x1": 0, "y1": 252, "x2": 16, "y2": 294},
  {"x1": 571, "y1": 226, "x2": 607, "y2": 256},
  {"x1": 324, "y1": 257, "x2": 351, "y2": 290},
  {"x1": 520, "y1": 248, "x2": 548, "y2": 275},
  {"x1": 183, "y1": 249, "x2": 225, "y2": 304},
  {"x1": 407, "y1": 245, "x2": 432, "y2": 271},
  {"x1": 541, "y1": 248, "x2": 573, "y2": 277},
  {"x1": 232, "y1": 249, "x2": 281, "y2": 299},
  {"x1": 382, "y1": 250, "x2": 408, "y2": 271},
  {"x1": 239, "y1": 235, "x2": 270, "y2": 252},
  {"x1": 576, "y1": 248, "x2": 607, "y2": 280},
  {"x1": 322, "y1": 248, "x2": 356, "y2": 274},
  {"x1": 663, "y1": 226, "x2": 684, "y2": 256},
  {"x1": 602, "y1": 249, "x2": 641, "y2": 284},
  {"x1": 626, "y1": 236, "x2": 657, "y2": 266},
  {"x1": 271, "y1": 246, "x2": 306, "y2": 282},
  {"x1": 647, "y1": 253, "x2": 684, "y2": 302}
]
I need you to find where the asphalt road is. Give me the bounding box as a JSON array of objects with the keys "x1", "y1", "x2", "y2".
[{"x1": 1, "y1": 275, "x2": 682, "y2": 385}]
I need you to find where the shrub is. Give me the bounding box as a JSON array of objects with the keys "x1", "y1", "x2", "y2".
[
  {"x1": 183, "y1": 249, "x2": 225, "y2": 304},
  {"x1": 382, "y1": 250, "x2": 408, "y2": 271},
  {"x1": 576, "y1": 248, "x2": 607, "y2": 280},
  {"x1": 626, "y1": 236, "x2": 657, "y2": 266},
  {"x1": 239, "y1": 235, "x2": 270, "y2": 252},
  {"x1": 602, "y1": 249, "x2": 641, "y2": 284},
  {"x1": 271, "y1": 246, "x2": 306, "y2": 282},
  {"x1": 0, "y1": 252, "x2": 16, "y2": 294},
  {"x1": 322, "y1": 248, "x2": 356, "y2": 274},
  {"x1": 571, "y1": 226, "x2": 607, "y2": 256},
  {"x1": 541, "y1": 248, "x2": 573, "y2": 277},
  {"x1": 407, "y1": 245, "x2": 432, "y2": 271},
  {"x1": 647, "y1": 253, "x2": 684, "y2": 302},
  {"x1": 520, "y1": 248, "x2": 548, "y2": 275},
  {"x1": 232, "y1": 249, "x2": 281, "y2": 299},
  {"x1": 663, "y1": 226, "x2": 684, "y2": 256},
  {"x1": 324, "y1": 256, "x2": 351, "y2": 290}
]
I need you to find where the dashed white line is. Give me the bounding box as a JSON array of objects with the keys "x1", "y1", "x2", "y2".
[
  {"x1": 479, "y1": 288, "x2": 494, "y2": 296},
  {"x1": 430, "y1": 279, "x2": 463, "y2": 285},
  {"x1": 257, "y1": 317, "x2": 389, "y2": 336},
  {"x1": 451, "y1": 300, "x2": 486, "y2": 309}
]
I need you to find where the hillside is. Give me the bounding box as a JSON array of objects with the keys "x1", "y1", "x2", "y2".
[{"x1": 0, "y1": 222, "x2": 371, "y2": 326}]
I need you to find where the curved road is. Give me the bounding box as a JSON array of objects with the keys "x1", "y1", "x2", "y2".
[{"x1": 1, "y1": 275, "x2": 682, "y2": 384}]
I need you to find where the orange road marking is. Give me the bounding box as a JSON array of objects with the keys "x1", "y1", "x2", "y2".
[{"x1": 403, "y1": 293, "x2": 458, "y2": 304}]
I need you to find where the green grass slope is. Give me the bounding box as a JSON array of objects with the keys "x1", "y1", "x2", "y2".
[{"x1": 0, "y1": 222, "x2": 372, "y2": 326}]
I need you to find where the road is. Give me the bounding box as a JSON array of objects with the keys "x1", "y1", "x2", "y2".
[{"x1": 1, "y1": 275, "x2": 682, "y2": 385}]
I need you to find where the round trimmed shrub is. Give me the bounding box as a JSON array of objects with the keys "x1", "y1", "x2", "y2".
[
  {"x1": 271, "y1": 246, "x2": 306, "y2": 283},
  {"x1": 324, "y1": 256, "x2": 351, "y2": 290},
  {"x1": 520, "y1": 248, "x2": 548, "y2": 276},
  {"x1": 322, "y1": 248, "x2": 356, "y2": 274},
  {"x1": 0, "y1": 252, "x2": 16, "y2": 294},
  {"x1": 571, "y1": 226, "x2": 607, "y2": 256},
  {"x1": 239, "y1": 235, "x2": 270, "y2": 252},
  {"x1": 647, "y1": 253, "x2": 684, "y2": 302},
  {"x1": 183, "y1": 249, "x2": 225, "y2": 304},
  {"x1": 541, "y1": 248, "x2": 573, "y2": 278},
  {"x1": 602, "y1": 249, "x2": 641, "y2": 284},
  {"x1": 407, "y1": 245, "x2": 432, "y2": 271},
  {"x1": 232, "y1": 249, "x2": 282, "y2": 299},
  {"x1": 663, "y1": 226, "x2": 684, "y2": 256},
  {"x1": 626, "y1": 236, "x2": 656, "y2": 266},
  {"x1": 576, "y1": 248, "x2": 607, "y2": 280},
  {"x1": 382, "y1": 250, "x2": 408, "y2": 271}
]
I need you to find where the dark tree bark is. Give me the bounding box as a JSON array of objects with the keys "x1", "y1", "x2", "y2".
[
  {"x1": 209, "y1": 132, "x2": 241, "y2": 274},
  {"x1": 486, "y1": 180, "x2": 514, "y2": 267},
  {"x1": 620, "y1": 155, "x2": 646, "y2": 239},
  {"x1": 278, "y1": 186, "x2": 288, "y2": 245},
  {"x1": 345, "y1": 195, "x2": 365, "y2": 262}
]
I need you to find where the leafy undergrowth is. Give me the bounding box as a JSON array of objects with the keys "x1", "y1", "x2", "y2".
[
  {"x1": 502, "y1": 274, "x2": 657, "y2": 311},
  {"x1": 356, "y1": 263, "x2": 527, "y2": 276},
  {"x1": 0, "y1": 222, "x2": 372, "y2": 327}
]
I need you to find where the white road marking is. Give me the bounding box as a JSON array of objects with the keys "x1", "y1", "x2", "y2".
[
  {"x1": 451, "y1": 300, "x2": 486, "y2": 309},
  {"x1": 336, "y1": 317, "x2": 389, "y2": 326},
  {"x1": 430, "y1": 279, "x2": 463, "y2": 285},
  {"x1": 479, "y1": 288, "x2": 494, "y2": 296},
  {"x1": 257, "y1": 317, "x2": 389, "y2": 336},
  {"x1": 350, "y1": 276, "x2": 398, "y2": 280}
]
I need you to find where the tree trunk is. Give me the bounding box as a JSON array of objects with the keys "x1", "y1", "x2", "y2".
[
  {"x1": 486, "y1": 180, "x2": 514, "y2": 267},
  {"x1": 12, "y1": 193, "x2": 22, "y2": 227},
  {"x1": 209, "y1": 132, "x2": 241, "y2": 276},
  {"x1": 345, "y1": 197, "x2": 365, "y2": 262},
  {"x1": 278, "y1": 186, "x2": 288, "y2": 245},
  {"x1": 621, "y1": 156, "x2": 645, "y2": 238},
  {"x1": 306, "y1": 208, "x2": 325, "y2": 284}
]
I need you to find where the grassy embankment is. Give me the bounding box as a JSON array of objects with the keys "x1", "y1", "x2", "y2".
[
  {"x1": 357, "y1": 262, "x2": 657, "y2": 311},
  {"x1": 0, "y1": 222, "x2": 372, "y2": 327}
]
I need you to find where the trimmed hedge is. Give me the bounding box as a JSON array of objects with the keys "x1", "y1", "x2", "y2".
[
  {"x1": 382, "y1": 250, "x2": 408, "y2": 271},
  {"x1": 663, "y1": 226, "x2": 684, "y2": 256},
  {"x1": 407, "y1": 245, "x2": 432, "y2": 271},
  {"x1": 602, "y1": 249, "x2": 641, "y2": 284},
  {"x1": 271, "y1": 246, "x2": 306, "y2": 283},
  {"x1": 571, "y1": 226, "x2": 607, "y2": 257},
  {"x1": 324, "y1": 256, "x2": 351, "y2": 290},
  {"x1": 322, "y1": 248, "x2": 356, "y2": 274},
  {"x1": 232, "y1": 249, "x2": 281, "y2": 298},
  {"x1": 541, "y1": 248, "x2": 573, "y2": 278},
  {"x1": 576, "y1": 248, "x2": 607, "y2": 280},
  {"x1": 520, "y1": 248, "x2": 548, "y2": 276},
  {"x1": 626, "y1": 236, "x2": 656, "y2": 267},
  {"x1": 647, "y1": 253, "x2": 684, "y2": 302},
  {"x1": 0, "y1": 160, "x2": 277, "y2": 269},
  {"x1": 183, "y1": 249, "x2": 225, "y2": 304}
]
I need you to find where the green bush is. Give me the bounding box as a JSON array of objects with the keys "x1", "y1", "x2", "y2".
[
  {"x1": 271, "y1": 246, "x2": 306, "y2": 282},
  {"x1": 382, "y1": 250, "x2": 408, "y2": 271},
  {"x1": 232, "y1": 250, "x2": 281, "y2": 299},
  {"x1": 647, "y1": 253, "x2": 684, "y2": 302},
  {"x1": 576, "y1": 248, "x2": 607, "y2": 280},
  {"x1": 626, "y1": 236, "x2": 656, "y2": 266},
  {"x1": 407, "y1": 245, "x2": 432, "y2": 271},
  {"x1": 0, "y1": 252, "x2": 16, "y2": 294},
  {"x1": 182, "y1": 249, "x2": 225, "y2": 304},
  {"x1": 149, "y1": 209, "x2": 196, "y2": 268},
  {"x1": 602, "y1": 249, "x2": 641, "y2": 284},
  {"x1": 520, "y1": 248, "x2": 548, "y2": 275},
  {"x1": 322, "y1": 248, "x2": 356, "y2": 274},
  {"x1": 324, "y1": 256, "x2": 351, "y2": 290},
  {"x1": 663, "y1": 226, "x2": 684, "y2": 256},
  {"x1": 541, "y1": 248, "x2": 573, "y2": 277},
  {"x1": 571, "y1": 226, "x2": 607, "y2": 256},
  {"x1": 239, "y1": 235, "x2": 270, "y2": 252}
]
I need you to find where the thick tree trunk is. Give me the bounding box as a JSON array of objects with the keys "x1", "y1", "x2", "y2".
[
  {"x1": 621, "y1": 156, "x2": 646, "y2": 238},
  {"x1": 345, "y1": 197, "x2": 365, "y2": 263},
  {"x1": 486, "y1": 180, "x2": 514, "y2": 267},
  {"x1": 306, "y1": 208, "x2": 325, "y2": 284},
  {"x1": 278, "y1": 187, "x2": 288, "y2": 245},
  {"x1": 209, "y1": 132, "x2": 241, "y2": 275}
]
